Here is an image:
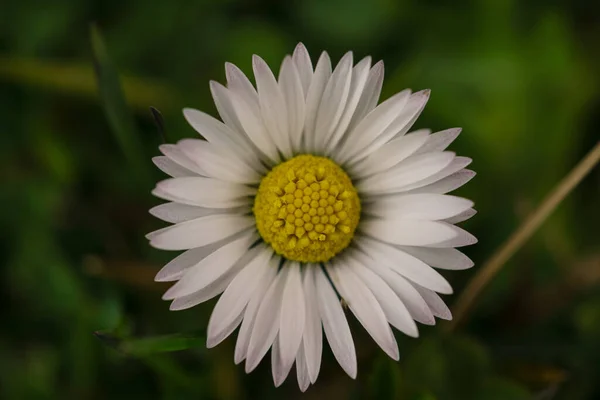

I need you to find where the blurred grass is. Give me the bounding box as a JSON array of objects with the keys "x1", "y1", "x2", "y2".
[{"x1": 0, "y1": 0, "x2": 599, "y2": 399}]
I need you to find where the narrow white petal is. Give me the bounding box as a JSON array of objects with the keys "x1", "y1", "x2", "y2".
[
  {"x1": 293, "y1": 43, "x2": 313, "y2": 96},
  {"x1": 350, "y1": 129, "x2": 430, "y2": 178},
  {"x1": 302, "y1": 266, "x2": 323, "y2": 383},
  {"x1": 225, "y1": 62, "x2": 257, "y2": 100},
  {"x1": 393, "y1": 157, "x2": 473, "y2": 193},
  {"x1": 351, "y1": 89, "x2": 430, "y2": 163},
  {"x1": 150, "y1": 202, "x2": 244, "y2": 224},
  {"x1": 303, "y1": 52, "x2": 332, "y2": 153},
  {"x1": 405, "y1": 169, "x2": 476, "y2": 195},
  {"x1": 430, "y1": 223, "x2": 478, "y2": 248},
  {"x1": 279, "y1": 56, "x2": 306, "y2": 152},
  {"x1": 415, "y1": 128, "x2": 462, "y2": 154},
  {"x1": 346, "y1": 60, "x2": 384, "y2": 133},
  {"x1": 162, "y1": 232, "x2": 255, "y2": 299},
  {"x1": 148, "y1": 214, "x2": 254, "y2": 251},
  {"x1": 152, "y1": 156, "x2": 195, "y2": 177},
  {"x1": 328, "y1": 263, "x2": 399, "y2": 360},
  {"x1": 253, "y1": 55, "x2": 292, "y2": 158},
  {"x1": 169, "y1": 270, "x2": 237, "y2": 311},
  {"x1": 358, "y1": 152, "x2": 455, "y2": 195},
  {"x1": 348, "y1": 257, "x2": 418, "y2": 337},
  {"x1": 367, "y1": 194, "x2": 474, "y2": 221},
  {"x1": 245, "y1": 267, "x2": 289, "y2": 373},
  {"x1": 353, "y1": 250, "x2": 435, "y2": 325},
  {"x1": 155, "y1": 240, "x2": 229, "y2": 282},
  {"x1": 315, "y1": 267, "x2": 357, "y2": 379},
  {"x1": 234, "y1": 257, "x2": 279, "y2": 364},
  {"x1": 182, "y1": 108, "x2": 263, "y2": 172},
  {"x1": 278, "y1": 263, "x2": 306, "y2": 377},
  {"x1": 209, "y1": 80, "x2": 247, "y2": 139},
  {"x1": 314, "y1": 51, "x2": 353, "y2": 151},
  {"x1": 159, "y1": 144, "x2": 205, "y2": 175},
  {"x1": 444, "y1": 208, "x2": 477, "y2": 224},
  {"x1": 326, "y1": 56, "x2": 372, "y2": 154},
  {"x1": 411, "y1": 282, "x2": 452, "y2": 320},
  {"x1": 397, "y1": 246, "x2": 474, "y2": 270},
  {"x1": 271, "y1": 335, "x2": 294, "y2": 387},
  {"x1": 296, "y1": 346, "x2": 311, "y2": 392},
  {"x1": 151, "y1": 177, "x2": 254, "y2": 208},
  {"x1": 361, "y1": 218, "x2": 457, "y2": 247},
  {"x1": 178, "y1": 138, "x2": 261, "y2": 184},
  {"x1": 338, "y1": 89, "x2": 411, "y2": 164},
  {"x1": 206, "y1": 246, "x2": 273, "y2": 348},
  {"x1": 357, "y1": 237, "x2": 453, "y2": 294},
  {"x1": 228, "y1": 88, "x2": 280, "y2": 163}
]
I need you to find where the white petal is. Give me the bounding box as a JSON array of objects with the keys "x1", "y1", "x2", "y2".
[
  {"x1": 415, "y1": 128, "x2": 462, "y2": 154},
  {"x1": 209, "y1": 80, "x2": 246, "y2": 140},
  {"x1": 227, "y1": 88, "x2": 280, "y2": 163},
  {"x1": 315, "y1": 267, "x2": 357, "y2": 379},
  {"x1": 338, "y1": 89, "x2": 411, "y2": 164},
  {"x1": 302, "y1": 266, "x2": 323, "y2": 383},
  {"x1": 326, "y1": 56, "x2": 372, "y2": 154},
  {"x1": 293, "y1": 43, "x2": 313, "y2": 96},
  {"x1": 346, "y1": 60, "x2": 384, "y2": 133},
  {"x1": 361, "y1": 218, "x2": 457, "y2": 247},
  {"x1": 350, "y1": 129, "x2": 430, "y2": 178},
  {"x1": 394, "y1": 157, "x2": 472, "y2": 193},
  {"x1": 150, "y1": 202, "x2": 244, "y2": 224},
  {"x1": 353, "y1": 250, "x2": 435, "y2": 325},
  {"x1": 253, "y1": 55, "x2": 292, "y2": 158},
  {"x1": 271, "y1": 335, "x2": 294, "y2": 387},
  {"x1": 148, "y1": 214, "x2": 254, "y2": 251},
  {"x1": 352, "y1": 89, "x2": 430, "y2": 163},
  {"x1": 348, "y1": 257, "x2": 418, "y2": 337},
  {"x1": 444, "y1": 208, "x2": 477, "y2": 224},
  {"x1": 169, "y1": 270, "x2": 237, "y2": 311},
  {"x1": 151, "y1": 177, "x2": 254, "y2": 208},
  {"x1": 154, "y1": 241, "x2": 229, "y2": 282},
  {"x1": 397, "y1": 246, "x2": 474, "y2": 270},
  {"x1": 279, "y1": 56, "x2": 306, "y2": 152},
  {"x1": 296, "y1": 346, "x2": 311, "y2": 392},
  {"x1": 430, "y1": 223, "x2": 478, "y2": 248},
  {"x1": 152, "y1": 156, "x2": 195, "y2": 177},
  {"x1": 303, "y1": 52, "x2": 332, "y2": 153},
  {"x1": 245, "y1": 267, "x2": 289, "y2": 373},
  {"x1": 327, "y1": 263, "x2": 399, "y2": 360},
  {"x1": 405, "y1": 169, "x2": 476, "y2": 195},
  {"x1": 234, "y1": 257, "x2": 279, "y2": 364},
  {"x1": 367, "y1": 194, "x2": 474, "y2": 221},
  {"x1": 159, "y1": 144, "x2": 205, "y2": 175},
  {"x1": 278, "y1": 263, "x2": 306, "y2": 378},
  {"x1": 357, "y1": 237, "x2": 453, "y2": 294},
  {"x1": 314, "y1": 51, "x2": 353, "y2": 151},
  {"x1": 178, "y1": 138, "x2": 261, "y2": 184},
  {"x1": 206, "y1": 246, "x2": 273, "y2": 348},
  {"x1": 225, "y1": 62, "x2": 257, "y2": 100},
  {"x1": 161, "y1": 232, "x2": 255, "y2": 299},
  {"x1": 358, "y1": 152, "x2": 455, "y2": 195},
  {"x1": 411, "y1": 282, "x2": 452, "y2": 320},
  {"x1": 182, "y1": 108, "x2": 263, "y2": 171}
]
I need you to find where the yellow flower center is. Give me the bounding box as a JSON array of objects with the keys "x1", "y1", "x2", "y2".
[{"x1": 254, "y1": 154, "x2": 360, "y2": 263}]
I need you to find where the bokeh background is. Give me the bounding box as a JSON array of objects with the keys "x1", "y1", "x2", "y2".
[{"x1": 1, "y1": 0, "x2": 599, "y2": 399}]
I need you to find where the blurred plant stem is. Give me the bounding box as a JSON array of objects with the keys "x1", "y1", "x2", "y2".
[
  {"x1": 447, "y1": 141, "x2": 600, "y2": 332},
  {"x1": 90, "y1": 25, "x2": 152, "y2": 188}
]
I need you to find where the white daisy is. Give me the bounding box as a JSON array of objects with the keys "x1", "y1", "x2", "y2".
[{"x1": 148, "y1": 43, "x2": 477, "y2": 391}]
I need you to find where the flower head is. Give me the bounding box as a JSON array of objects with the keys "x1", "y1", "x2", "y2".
[{"x1": 148, "y1": 43, "x2": 476, "y2": 390}]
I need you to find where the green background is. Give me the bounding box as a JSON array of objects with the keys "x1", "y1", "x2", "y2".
[{"x1": 1, "y1": 0, "x2": 599, "y2": 399}]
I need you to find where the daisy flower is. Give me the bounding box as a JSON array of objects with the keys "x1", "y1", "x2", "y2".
[{"x1": 147, "y1": 43, "x2": 476, "y2": 391}]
